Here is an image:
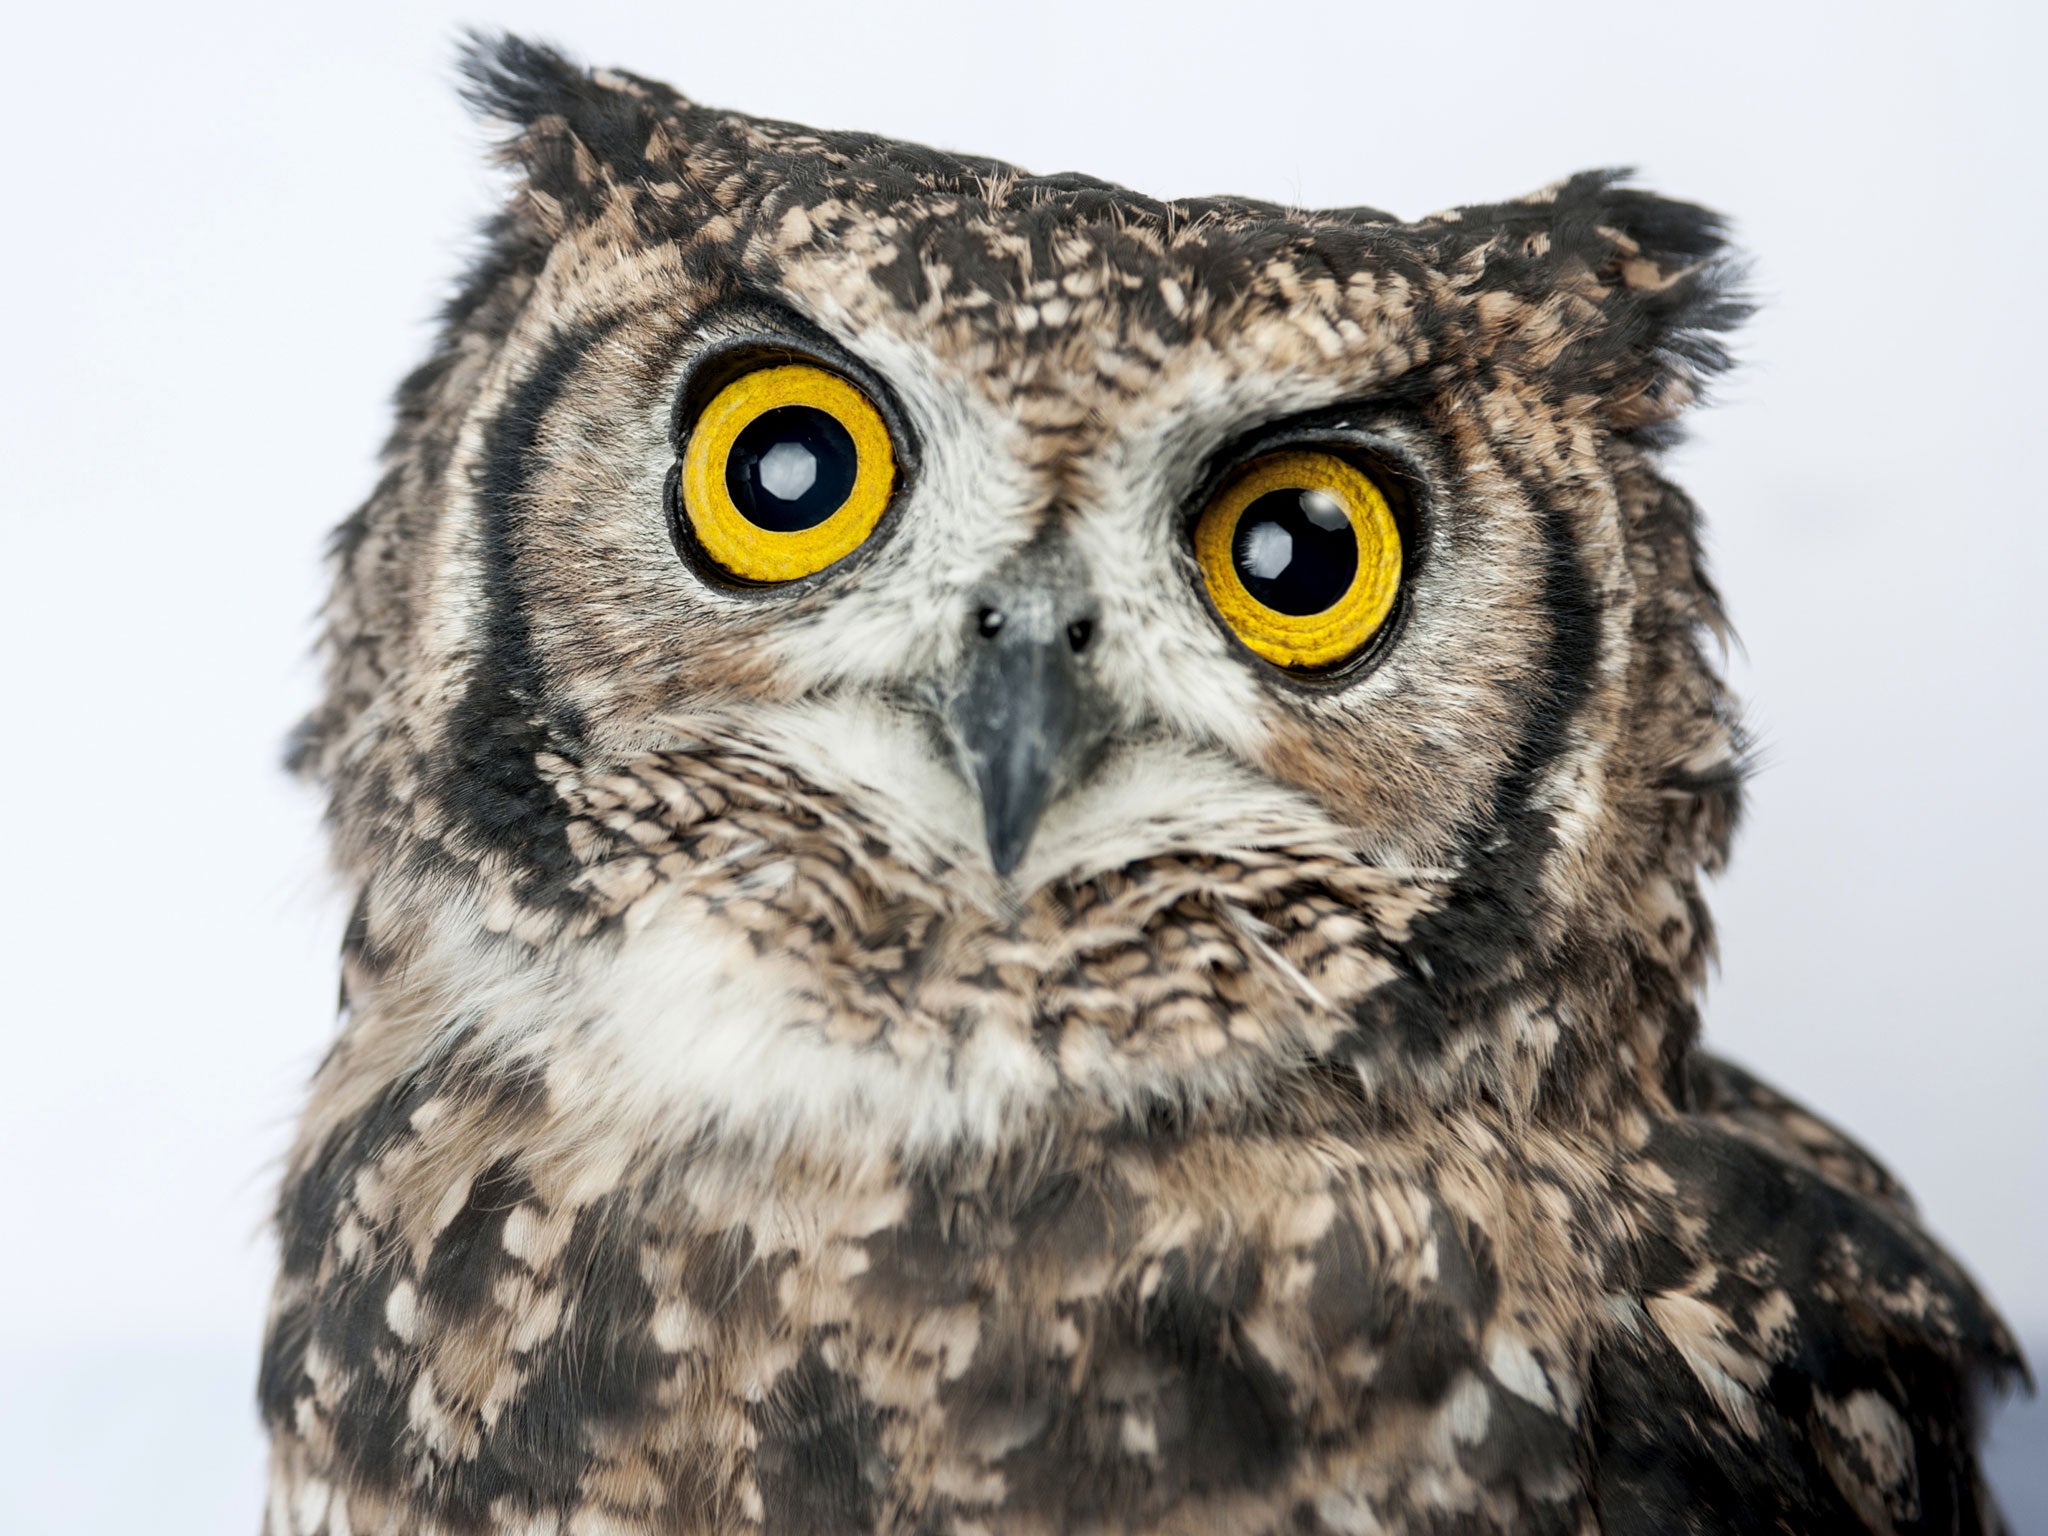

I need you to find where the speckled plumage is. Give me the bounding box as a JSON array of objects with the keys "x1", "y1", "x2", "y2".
[{"x1": 262, "y1": 35, "x2": 2024, "y2": 1535}]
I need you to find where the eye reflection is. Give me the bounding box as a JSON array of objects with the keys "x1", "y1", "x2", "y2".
[
  {"x1": 756, "y1": 441, "x2": 818, "y2": 501},
  {"x1": 1231, "y1": 487, "x2": 1360, "y2": 616},
  {"x1": 725, "y1": 405, "x2": 858, "y2": 533},
  {"x1": 1301, "y1": 490, "x2": 1347, "y2": 529},
  {"x1": 1240, "y1": 522, "x2": 1294, "y2": 582}
]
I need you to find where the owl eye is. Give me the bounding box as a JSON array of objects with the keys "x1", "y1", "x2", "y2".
[
  {"x1": 678, "y1": 363, "x2": 897, "y2": 583},
  {"x1": 1193, "y1": 449, "x2": 1404, "y2": 672}
]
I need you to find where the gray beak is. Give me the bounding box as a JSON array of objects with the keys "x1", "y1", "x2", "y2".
[{"x1": 944, "y1": 564, "x2": 1110, "y2": 878}]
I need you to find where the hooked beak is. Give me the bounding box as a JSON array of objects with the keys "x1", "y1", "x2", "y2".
[{"x1": 945, "y1": 593, "x2": 1109, "y2": 879}]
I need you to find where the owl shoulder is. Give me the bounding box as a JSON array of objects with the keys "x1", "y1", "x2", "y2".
[{"x1": 1585, "y1": 1053, "x2": 2027, "y2": 1534}]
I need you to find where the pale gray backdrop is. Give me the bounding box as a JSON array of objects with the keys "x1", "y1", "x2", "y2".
[{"x1": 2, "y1": 3, "x2": 2040, "y2": 1530}]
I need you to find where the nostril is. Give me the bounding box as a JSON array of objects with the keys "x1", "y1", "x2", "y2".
[
  {"x1": 977, "y1": 606, "x2": 1006, "y2": 639},
  {"x1": 1066, "y1": 618, "x2": 1095, "y2": 654}
]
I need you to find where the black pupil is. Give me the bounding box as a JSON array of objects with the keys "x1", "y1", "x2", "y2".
[
  {"x1": 725, "y1": 405, "x2": 859, "y2": 532},
  {"x1": 1231, "y1": 488, "x2": 1358, "y2": 614}
]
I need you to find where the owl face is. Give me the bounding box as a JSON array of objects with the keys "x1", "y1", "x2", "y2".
[{"x1": 301, "y1": 39, "x2": 1745, "y2": 1162}]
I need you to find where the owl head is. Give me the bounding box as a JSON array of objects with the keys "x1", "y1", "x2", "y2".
[{"x1": 295, "y1": 36, "x2": 1748, "y2": 1163}]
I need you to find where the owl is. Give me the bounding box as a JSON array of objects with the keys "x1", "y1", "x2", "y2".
[{"x1": 260, "y1": 33, "x2": 2024, "y2": 1536}]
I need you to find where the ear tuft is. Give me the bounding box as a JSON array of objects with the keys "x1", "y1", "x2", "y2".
[
  {"x1": 456, "y1": 31, "x2": 591, "y2": 130},
  {"x1": 1446, "y1": 170, "x2": 1753, "y2": 441},
  {"x1": 1568, "y1": 172, "x2": 1752, "y2": 432},
  {"x1": 455, "y1": 31, "x2": 688, "y2": 216}
]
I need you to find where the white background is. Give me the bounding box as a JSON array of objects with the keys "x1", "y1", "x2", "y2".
[{"x1": 2, "y1": 3, "x2": 2041, "y2": 1530}]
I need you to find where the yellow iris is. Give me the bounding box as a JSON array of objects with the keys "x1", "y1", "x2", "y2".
[
  {"x1": 1193, "y1": 450, "x2": 1403, "y2": 671},
  {"x1": 679, "y1": 363, "x2": 897, "y2": 583}
]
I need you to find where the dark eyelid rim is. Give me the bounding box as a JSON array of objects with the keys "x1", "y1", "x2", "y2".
[
  {"x1": 1184, "y1": 401, "x2": 1436, "y2": 692},
  {"x1": 664, "y1": 295, "x2": 922, "y2": 595}
]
